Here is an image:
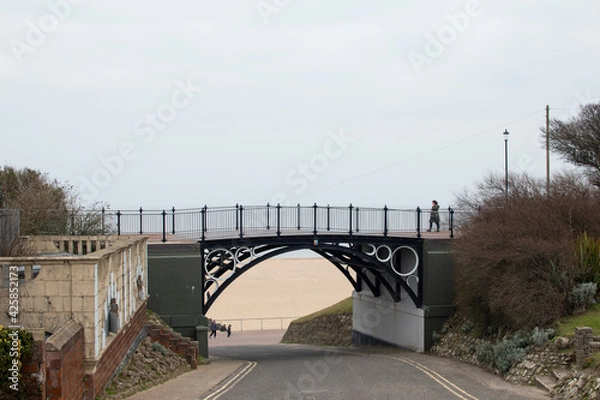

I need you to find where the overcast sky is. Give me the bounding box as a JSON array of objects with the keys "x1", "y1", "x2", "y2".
[{"x1": 1, "y1": 0, "x2": 599, "y2": 210}]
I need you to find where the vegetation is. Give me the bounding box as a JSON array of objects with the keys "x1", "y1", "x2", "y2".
[
  {"x1": 452, "y1": 171, "x2": 600, "y2": 333},
  {"x1": 545, "y1": 101, "x2": 600, "y2": 186},
  {"x1": 555, "y1": 304, "x2": 600, "y2": 338},
  {"x1": 0, "y1": 326, "x2": 40, "y2": 400},
  {"x1": 0, "y1": 166, "x2": 109, "y2": 255},
  {"x1": 292, "y1": 297, "x2": 352, "y2": 324}
]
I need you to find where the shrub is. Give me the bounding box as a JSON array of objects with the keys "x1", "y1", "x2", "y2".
[
  {"x1": 461, "y1": 320, "x2": 475, "y2": 334},
  {"x1": 0, "y1": 326, "x2": 40, "y2": 399},
  {"x1": 453, "y1": 172, "x2": 600, "y2": 331},
  {"x1": 493, "y1": 339, "x2": 526, "y2": 374},
  {"x1": 476, "y1": 341, "x2": 494, "y2": 365},
  {"x1": 530, "y1": 327, "x2": 555, "y2": 347},
  {"x1": 576, "y1": 232, "x2": 600, "y2": 285},
  {"x1": 150, "y1": 342, "x2": 167, "y2": 356},
  {"x1": 568, "y1": 282, "x2": 597, "y2": 313}
]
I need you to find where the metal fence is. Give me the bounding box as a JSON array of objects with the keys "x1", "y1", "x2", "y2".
[
  {"x1": 89, "y1": 204, "x2": 456, "y2": 242},
  {"x1": 0, "y1": 209, "x2": 20, "y2": 255}
]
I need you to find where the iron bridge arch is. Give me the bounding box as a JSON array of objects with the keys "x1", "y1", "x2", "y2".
[{"x1": 200, "y1": 235, "x2": 423, "y2": 314}]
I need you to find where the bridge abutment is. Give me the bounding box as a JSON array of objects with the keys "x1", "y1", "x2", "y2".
[{"x1": 352, "y1": 239, "x2": 455, "y2": 352}]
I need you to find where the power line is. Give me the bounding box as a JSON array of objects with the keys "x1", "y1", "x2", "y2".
[{"x1": 296, "y1": 109, "x2": 545, "y2": 199}]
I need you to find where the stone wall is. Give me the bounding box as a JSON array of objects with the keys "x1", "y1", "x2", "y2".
[
  {"x1": 0, "y1": 235, "x2": 150, "y2": 399},
  {"x1": 0, "y1": 235, "x2": 148, "y2": 365}
]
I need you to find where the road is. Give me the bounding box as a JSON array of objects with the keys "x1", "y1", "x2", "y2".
[{"x1": 203, "y1": 331, "x2": 548, "y2": 400}]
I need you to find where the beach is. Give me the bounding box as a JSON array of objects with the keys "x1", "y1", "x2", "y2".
[{"x1": 205, "y1": 257, "x2": 352, "y2": 330}]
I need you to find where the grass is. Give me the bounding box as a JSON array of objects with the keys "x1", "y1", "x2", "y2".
[
  {"x1": 292, "y1": 297, "x2": 352, "y2": 323},
  {"x1": 555, "y1": 304, "x2": 600, "y2": 338}
]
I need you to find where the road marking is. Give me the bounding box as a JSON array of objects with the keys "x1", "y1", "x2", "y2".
[
  {"x1": 202, "y1": 361, "x2": 257, "y2": 400},
  {"x1": 375, "y1": 354, "x2": 479, "y2": 400}
]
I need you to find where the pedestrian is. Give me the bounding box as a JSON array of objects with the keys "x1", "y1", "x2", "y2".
[
  {"x1": 209, "y1": 319, "x2": 217, "y2": 338},
  {"x1": 227, "y1": 324, "x2": 232, "y2": 338},
  {"x1": 427, "y1": 200, "x2": 440, "y2": 232}
]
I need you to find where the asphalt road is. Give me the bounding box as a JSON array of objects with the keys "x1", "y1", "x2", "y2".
[{"x1": 205, "y1": 334, "x2": 548, "y2": 400}]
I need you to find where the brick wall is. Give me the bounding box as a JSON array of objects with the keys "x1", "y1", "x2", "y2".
[
  {"x1": 84, "y1": 299, "x2": 148, "y2": 400},
  {"x1": 147, "y1": 322, "x2": 199, "y2": 369},
  {"x1": 45, "y1": 321, "x2": 85, "y2": 400}
]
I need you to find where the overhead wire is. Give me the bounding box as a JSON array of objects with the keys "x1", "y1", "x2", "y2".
[{"x1": 294, "y1": 108, "x2": 545, "y2": 200}]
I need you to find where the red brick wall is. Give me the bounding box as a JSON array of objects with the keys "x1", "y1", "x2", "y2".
[
  {"x1": 46, "y1": 326, "x2": 85, "y2": 400},
  {"x1": 147, "y1": 322, "x2": 198, "y2": 368},
  {"x1": 84, "y1": 300, "x2": 148, "y2": 400},
  {"x1": 21, "y1": 340, "x2": 45, "y2": 400}
]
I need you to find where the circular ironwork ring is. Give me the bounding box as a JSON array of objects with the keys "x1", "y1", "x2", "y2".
[
  {"x1": 363, "y1": 244, "x2": 376, "y2": 256},
  {"x1": 235, "y1": 246, "x2": 252, "y2": 264},
  {"x1": 390, "y1": 246, "x2": 419, "y2": 277},
  {"x1": 376, "y1": 245, "x2": 392, "y2": 263},
  {"x1": 205, "y1": 248, "x2": 236, "y2": 281}
]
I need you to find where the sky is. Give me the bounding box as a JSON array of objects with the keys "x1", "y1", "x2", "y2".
[{"x1": 1, "y1": 0, "x2": 599, "y2": 211}]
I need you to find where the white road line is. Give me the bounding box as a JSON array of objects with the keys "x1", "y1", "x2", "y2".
[
  {"x1": 202, "y1": 361, "x2": 257, "y2": 400},
  {"x1": 376, "y1": 355, "x2": 479, "y2": 400}
]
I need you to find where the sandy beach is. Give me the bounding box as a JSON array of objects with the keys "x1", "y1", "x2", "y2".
[{"x1": 205, "y1": 257, "x2": 352, "y2": 330}]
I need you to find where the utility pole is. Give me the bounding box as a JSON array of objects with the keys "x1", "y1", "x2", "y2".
[{"x1": 546, "y1": 105, "x2": 550, "y2": 192}]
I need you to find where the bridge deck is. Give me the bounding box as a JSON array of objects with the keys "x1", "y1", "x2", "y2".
[{"x1": 89, "y1": 204, "x2": 456, "y2": 243}]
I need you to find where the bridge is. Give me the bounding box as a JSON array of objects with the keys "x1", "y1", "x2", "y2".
[{"x1": 137, "y1": 204, "x2": 457, "y2": 355}]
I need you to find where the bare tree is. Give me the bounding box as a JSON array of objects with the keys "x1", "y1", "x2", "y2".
[
  {"x1": 545, "y1": 102, "x2": 600, "y2": 185},
  {"x1": 0, "y1": 166, "x2": 108, "y2": 236}
]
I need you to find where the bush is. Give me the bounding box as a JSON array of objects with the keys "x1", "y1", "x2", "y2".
[
  {"x1": 576, "y1": 232, "x2": 600, "y2": 285},
  {"x1": 476, "y1": 341, "x2": 494, "y2": 365},
  {"x1": 568, "y1": 282, "x2": 597, "y2": 313},
  {"x1": 530, "y1": 327, "x2": 555, "y2": 347},
  {"x1": 0, "y1": 326, "x2": 40, "y2": 399},
  {"x1": 453, "y1": 172, "x2": 600, "y2": 331},
  {"x1": 493, "y1": 339, "x2": 526, "y2": 374}
]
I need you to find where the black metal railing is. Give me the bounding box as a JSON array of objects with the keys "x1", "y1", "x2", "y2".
[{"x1": 85, "y1": 204, "x2": 456, "y2": 242}]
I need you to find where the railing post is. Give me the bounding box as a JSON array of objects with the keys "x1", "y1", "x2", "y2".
[
  {"x1": 297, "y1": 203, "x2": 301, "y2": 230},
  {"x1": 383, "y1": 205, "x2": 388, "y2": 237},
  {"x1": 172, "y1": 207, "x2": 176, "y2": 235},
  {"x1": 139, "y1": 207, "x2": 143, "y2": 234},
  {"x1": 201, "y1": 206, "x2": 206, "y2": 241},
  {"x1": 313, "y1": 203, "x2": 317, "y2": 235},
  {"x1": 235, "y1": 203, "x2": 239, "y2": 231},
  {"x1": 416, "y1": 207, "x2": 421, "y2": 239},
  {"x1": 276, "y1": 203, "x2": 281, "y2": 237},
  {"x1": 161, "y1": 210, "x2": 167, "y2": 242},
  {"x1": 349, "y1": 204, "x2": 353, "y2": 236},
  {"x1": 449, "y1": 207, "x2": 455, "y2": 238},
  {"x1": 116, "y1": 210, "x2": 121, "y2": 236},
  {"x1": 239, "y1": 205, "x2": 244, "y2": 239},
  {"x1": 356, "y1": 207, "x2": 360, "y2": 233},
  {"x1": 327, "y1": 204, "x2": 330, "y2": 231},
  {"x1": 266, "y1": 203, "x2": 270, "y2": 230}
]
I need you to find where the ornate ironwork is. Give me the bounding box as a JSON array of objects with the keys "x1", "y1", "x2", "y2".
[{"x1": 200, "y1": 235, "x2": 424, "y2": 314}]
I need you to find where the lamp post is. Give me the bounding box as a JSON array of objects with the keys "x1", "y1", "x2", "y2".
[{"x1": 503, "y1": 129, "x2": 509, "y2": 198}]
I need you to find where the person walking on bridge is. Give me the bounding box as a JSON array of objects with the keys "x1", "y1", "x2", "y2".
[{"x1": 427, "y1": 200, "x2": 440, "y2": 232}]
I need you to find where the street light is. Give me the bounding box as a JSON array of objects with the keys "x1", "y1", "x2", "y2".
[{"x1": 503, "y1": 129, "x2": 509, "y2": 198}]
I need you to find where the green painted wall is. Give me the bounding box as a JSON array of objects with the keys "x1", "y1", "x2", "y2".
[
  {"x1": 147, "y1": 244, "x2": 205, "y2": 338},
  {"x1": 422, "y1": 238, "x2": 455, "y2": 350}
]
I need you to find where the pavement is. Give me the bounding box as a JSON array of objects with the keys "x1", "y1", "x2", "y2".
[{"x1": 126, "y1": 330, "x2": 286, "y2": 400}]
